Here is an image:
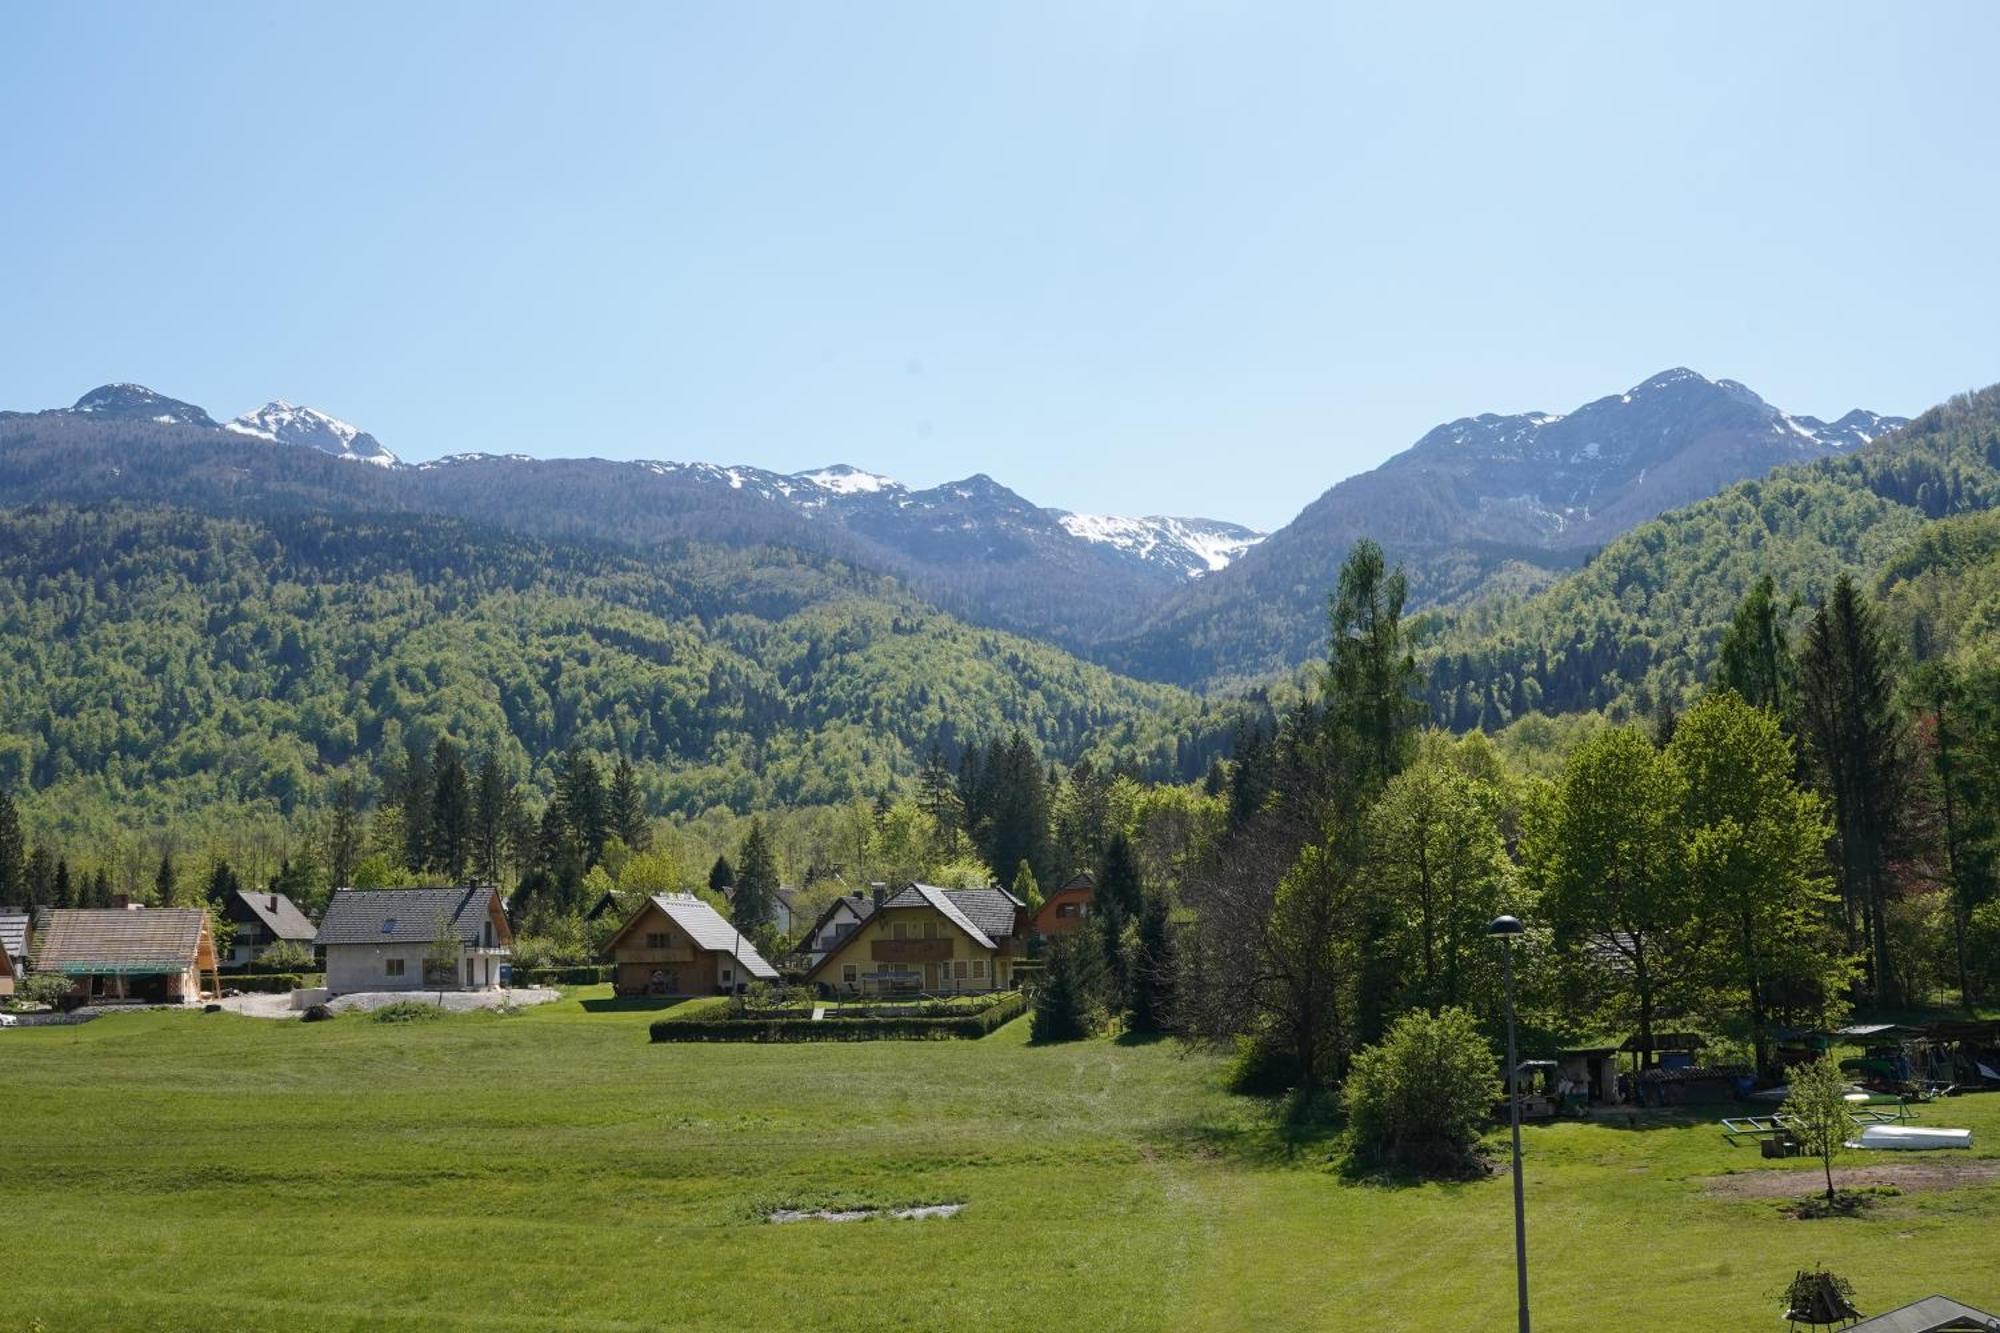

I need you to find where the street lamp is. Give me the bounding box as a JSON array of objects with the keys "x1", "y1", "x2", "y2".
[{"x1": 1488, "y1": 913, "x2": 1530, "y2": 1333}]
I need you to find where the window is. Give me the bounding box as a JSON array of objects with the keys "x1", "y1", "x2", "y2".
[
  {"x1": 482, "y1": 921, "x2": 494, "y2": 948},
  {"x1": 892, "y1": 922, "x2": 910, "y2": 940},
  {"x1": 972, "y1": 959, "x2": 986, "y2": 978},
  {"x1": 381, "y1": 917, "x2": 398, "y2": 934},
  {"x1": 832, "y1": 922, "x2": 853, "y2": 941},
  {"x1": 385, "y1": 957, "x2": 405, "y2": 978},
  {"x1": 645, "y1": 931, "x2": 670, "y2": 949},
  {"x1": 1056, "y1": 903, "x2": 1078, "y2": 918},
  {"x1": 842, "y1": 964, "x2": 858, "y2": 984},
  {"x1": 923, "y1": 920, "x2": 937, "y2": 939}
]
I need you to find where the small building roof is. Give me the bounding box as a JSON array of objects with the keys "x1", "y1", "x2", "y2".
[
  {"x1": 1848, "y1": 1295, "x2": 2000, "y2": 1332},
  {"x1": 32, "y1": 908, "x2": 211, "y2": 976},
  {"x1": 0, "y1": 911, "x2": 29, "y2": 961},
  {"x1": 801, "y1": 890, "x2": 878, "y2": 942},
  {"x1": 230, "y1": 889, "x2": 316, "y2": 941},
  {"x1": 314, "y1": 887, "x2": 503, "y2": 948},
  {"x1": 641, "y1": 894, "x2": 778, "y2": 979}
]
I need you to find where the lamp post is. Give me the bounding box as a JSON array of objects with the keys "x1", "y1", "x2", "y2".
[{"x1": 1488, "y1": 913, "x2": 1530, "y2": 1333}]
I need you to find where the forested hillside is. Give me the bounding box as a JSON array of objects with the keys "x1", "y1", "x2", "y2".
[
  {"x1": 1424, "y1": 384, "x2": 2000, "y2": 728},
  {"x1": 0, "y1": 505, "x2": 1243, "y2": 844}
]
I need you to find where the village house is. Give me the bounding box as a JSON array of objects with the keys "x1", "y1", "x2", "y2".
[
  {"x1": 606, "y1": 892, "x2": 779, "y2": 996},
  {"x1": 0, "y1": 932, "x2": 15, "y2": 997},
  {"x1": 1025, "y1": 871, "x2": 1095, "y2": 940},
  {"x1": 797, "y1": 888, "x2": 879, "y2": 968},
  {"x1": 30, "y1": 907, "x2": 218, "y2": 1004},
  {"x1": 219, "y1": 888, "x2": 317, "y2": 968},
  {"x1": 314, "y1": 887, "x2": 512, "y2": 994},
  {"x1": 804, "y1": 882, "x2": 1025, "y2": 996},
  {"x1": 722, "y1": 883, "x2": 800, "y2": 936}
]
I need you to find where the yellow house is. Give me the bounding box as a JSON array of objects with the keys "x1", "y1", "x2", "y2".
[
  {"x1": 804, "y1": 883, "x2": 1025, "y2": 996},
  {"x1": 606, "y1": 893, "x2": 779, "y2": 997}
]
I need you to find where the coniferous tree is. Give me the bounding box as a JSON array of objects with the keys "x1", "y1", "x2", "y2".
[
  {"x1": 1031, "y1": 933, "x2": 1100, "y2": 1043},
  {"x1": 609, "y1": 755, "x2": 650, "y2": 852},
  {"x1": 0, "y1": 788, "x2": 23, "y2": 905},
  {"x1": 1798, "y1": 575, "x2": 1907, "y2": 998},
  {"x1": 325, "y1": 778, "x2": 362, "y2": 890},
  {"x1": 732, "y1": 822, "x2": 779, "y2": 933},
  {"x1": 1323, "y1": 539, "x2": 1424, "y2": 815},
  {"x1": 1714, "y1": 574, "x2": 1797, "y2": 715},
  {"x1": 154, "y1": 851, "x2": 177, "y2": 907},
  {"x1": 206, "y1": 859, "x2": 242, "y2": 906},
  {"x1": 708, "y1": 854, "x2": 735, "y2": 896},
  {"x1": 1095, "y1": 833, "x2": 1143, "y2": 1012},
  {"x1": 53, "y1": 857, "x2": 74, "y2": 908},
  {"x1": 428, "y1": 740, "x2": 472, "y2": 882},
  {"x1": 472, "y1": 754, "x2": 508, "y2": 886},
  {"x1": 557, "y1": 746, "x2": 609, "y2": 869},
  {"x1": 982, "y1": 730, "x2": 1054, "y2": 890},
  {"x1": 396, "y1": 738, "x2": 434, "y2": 875},
  {"x1": 917, "y1": 741, "x2": 963, "y2": 857},
  {"x1": 1010, "y1": 860, "x2": 1042, "y2": 912},
  {"x1": 25, "y1": 845, "x2": 54, "y2": 908},
  {"x1": 89, "y1": 867, "x2": 112, "y2": 908},
  {"x1": 1128, "y1": 886, "x2": 1176, "y2": 1035}
]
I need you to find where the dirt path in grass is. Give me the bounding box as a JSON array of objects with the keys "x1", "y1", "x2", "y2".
[{"x1": 1705, "y1": 1159, "x2": 2000, "y2": 1198}]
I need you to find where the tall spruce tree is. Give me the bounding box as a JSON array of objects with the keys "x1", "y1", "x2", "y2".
[
  {"x1": 53, "y1": 857, "x2": 74, "y2": 908},
  {"x1": 472, "y1": 754, "x2": 508, "y2": 887},
  {"x1": 708, "y1": 854, "x2": 735, "y2": 896},
  {"x1": 25, "y1": 846, "x2": 54, "y2": 908},
  {"x1": 609, "y1": 755, "x2": 650, "y2": 852},
  {"x1": 1798, "y1": 575, "x2": 1906, "y2": 999},
  {"x1": 396, "y1": 738, "x2": 434, "y2": 875},
  {"x1": 0, "y1": 788, "x2": 23, "y2": 905},
  {"x1": 557, "y1": 747, "x2": 609, "y2": 869},
  {"x1": 1714, "y1": 574, "x2": 1797, "y2": 715},
  {"x1": 1323, "y1": 539, "x2": 1424, "y2": 813},
  {"x1": 1128, "y1": 886, "x2": 1176, "y2": 1035},
  {"x1": 326, "y1": 778, "x2": 362, "y2": 891},
  {"x1": 983, "y1": 730, "x2": 1054, "y2": 889},
  {"x1": 154, "y1": 851, "x2": 177, "y2": 907},
  {"x1": 917, "y1": 741, "x2": 963, "y2": 857},
  {"x1": 428, "y1": 740, "x2": 473, "y2": 882},
  {"x1": 732, "y1": 822, "x2": 780, "y2": 933}
]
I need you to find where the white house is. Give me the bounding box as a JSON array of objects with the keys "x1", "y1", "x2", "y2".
[
  {"x1": 798, "y1": 889, "x2": 880, "y2": 967},
  {"x1": 314, "y1": 887, "x2": 512, "y2": 994}
]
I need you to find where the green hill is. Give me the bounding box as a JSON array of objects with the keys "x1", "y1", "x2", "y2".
[{"x1": 0, "y1": 504, "x2": 1238, "y2": 842}]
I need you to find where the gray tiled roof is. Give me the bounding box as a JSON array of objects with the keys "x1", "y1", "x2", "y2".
[
  {"x1": 0, "y1": 912, "x2": 28, "y2": 962},
  {"x1": 946, "y1": 886, "x2": 1024, "y2": 943},
  {"x1": 32, "y1": 908, "x2": 208, "y2": 975},
  {"x1": 314, "y1": 887, "x2": 499, "y2": 948},
  {"x1": 647, "y1": 894, "x2": 778, "y2": 978},
  {"x1": 230, "y1": 890, "x2": 316, "y2": 941}
]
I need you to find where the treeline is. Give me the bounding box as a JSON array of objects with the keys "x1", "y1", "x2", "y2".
[
  {"x1": 1168, "y1": 539, "x2": 2000, "y2": 1108},
  {"x1": 0, "y1": 504, "x2": 1249, "y2": 849}
]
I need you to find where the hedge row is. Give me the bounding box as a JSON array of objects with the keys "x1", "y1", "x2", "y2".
[
  {"x1": 217, "y1": 973, "x2": 311, "y2": 993},
  {"x1": 651, "y1": 992, "x2": 1026, "y2": 1043},
  {"x1": 510, "y1": 964, "x2": 614, "y2": 987}
]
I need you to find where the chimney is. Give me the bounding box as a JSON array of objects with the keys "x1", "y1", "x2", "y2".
[
  {"x1": 112, "y1": 894, "x2": 130, "y2": 910},
  {"x1": 870, "y1": 882, "x2": 887, "y2": 909},
  {"x1": 269, "y1": 894, "x2": 279, "y2": 912}
]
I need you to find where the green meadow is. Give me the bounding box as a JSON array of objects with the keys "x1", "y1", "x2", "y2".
[{"x1": 5, "y1": 989, "x2": 1998, "y2": 1331}]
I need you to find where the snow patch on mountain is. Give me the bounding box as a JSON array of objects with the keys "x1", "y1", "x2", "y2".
[
  {"x1": 1057, "y1": 512, "x2": 1266, "y2": 577},
  {"x1": 796, "y1": 464, "x2": 898, "y2": 495},
  {"x1": 231, "y1": 401, "x2": 397, "y2": 467}
]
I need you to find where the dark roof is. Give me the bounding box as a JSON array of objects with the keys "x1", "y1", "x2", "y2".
[
  {"x1": 314, "y1": 887, "x2": 500, "y2": 948},
  {"x1": 1621, "y1": 1031, "x2": 1707, "y2": 1053},
  {"x1": 802, "y1": 891, "x2": 877, "y2": 943},
  {"x1": 0, "y1": 911, "x2": 28, "y2": 961},
  {"x1": 1849, "y1": 1296, "x2": 2000, "y2": 1332},
  {"x1": 1052, "y1": 872, "x2": 1095, "y2": 895},
  {"x1": 229, "y1": 889, "x2": 316, "y2": 941},
  {"x1": 946, "y1": 886, "x2": 1024, "y2": 942},
  {"x1": 32, "y1": 908, "x2": 209, "y2": 976}
]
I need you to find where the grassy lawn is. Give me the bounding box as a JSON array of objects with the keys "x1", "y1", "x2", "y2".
[{"x1": 4, "y1": 988, "x2": 1998, "y2": 1331}]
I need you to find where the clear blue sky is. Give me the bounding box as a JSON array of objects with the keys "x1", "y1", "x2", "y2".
[{"x1": 4, "y1": 3, "x2": 1997, "y2": 530}]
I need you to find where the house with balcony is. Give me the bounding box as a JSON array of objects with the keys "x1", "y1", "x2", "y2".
[
  {"x1": 804, "y1": 882, "x2": 1025, "y2": 996},
  {"x1": 1025, "y1": 871, "x2": 1096, "y2": 941},
  {"x1": 606, "y1": 892, "x2": 778, "y2": 996},
  {"x1": 314, "y1": 887, "x2": 512, "y2": 993},
  {"x1": 219, "y1": 889, "x2": 317, "y2": 967}
]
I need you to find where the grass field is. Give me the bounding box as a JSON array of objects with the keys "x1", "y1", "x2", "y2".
[{"x1": 5, "y1": 989, "x2": 1999, "y2": 1331}]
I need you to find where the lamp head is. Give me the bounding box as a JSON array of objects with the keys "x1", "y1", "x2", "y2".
[{"x1": 1487, "y1": 914, "x2": 1525, "y2": 938}]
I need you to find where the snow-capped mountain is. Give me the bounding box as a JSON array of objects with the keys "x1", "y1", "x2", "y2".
[
  {"x1": 229, "y1": 401, "x2": 397, "y2": 467},
  {"x1": 64, "y1": 383, "x2": 219, "y2": 429},
  {"x1": 1055, "y1": 513, "x2": 1265, "y2": 578}
]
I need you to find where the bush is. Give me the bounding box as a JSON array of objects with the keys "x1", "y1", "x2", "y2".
[
  {"x1": 300, "y1": 1004, "x2": 335, "y2": 1022},
  {"x1": 249, "y1": 940, "x2": 317, "y2": 973},
  {"x1": 16, "y1": 973, "x2": 75, "y2": 1008},
  {"x1": 510, "y1": 964, "x2": 613, "y2": 987},
  {"x1": 1226, "y1": 1034, "x2": 1302, "y2": 1097},
  {"x1": 1344, "y1": 1006, "x2": 1498, "y2": 1174},
  {"x1": 221, "y1": 972, "x2": 309, "y2": 994},
  {"x1": 653, "y1": 992, "x2": 1026, "y2": 1042},
  {"x1": 369, "y1": 1000, "x2": 445, "y2": 1024}
]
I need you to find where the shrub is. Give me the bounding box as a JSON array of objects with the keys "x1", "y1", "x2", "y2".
[
  {"x1": 1226, "y1": 1034, "x2": 1302, "y2": 1097},
  {"x1": 17, "y1": 973, "x2": 75, "y2": 1008},
  {"x1": 221, "y1": 973, "x2": 309, "y2": 994},
  {"x1": 1344, "y1": 1006, "x2": 1497, "y2": 1174},
  {"x1": 252, "y1": 940, "x2": 317, "y2": 972},
  {"x1": 653, "y1": 992, "x2": 1026, "y2": 1042},
  {"x1": 369, "y1": 1000, "x2": 445, "y2": 1024},
  {"x1": 510, "y1": 964, "x2": 613, "y2": 987},
  {"x1": 300, "y1": 1004, "x2": 336, "y2": 1022}
]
